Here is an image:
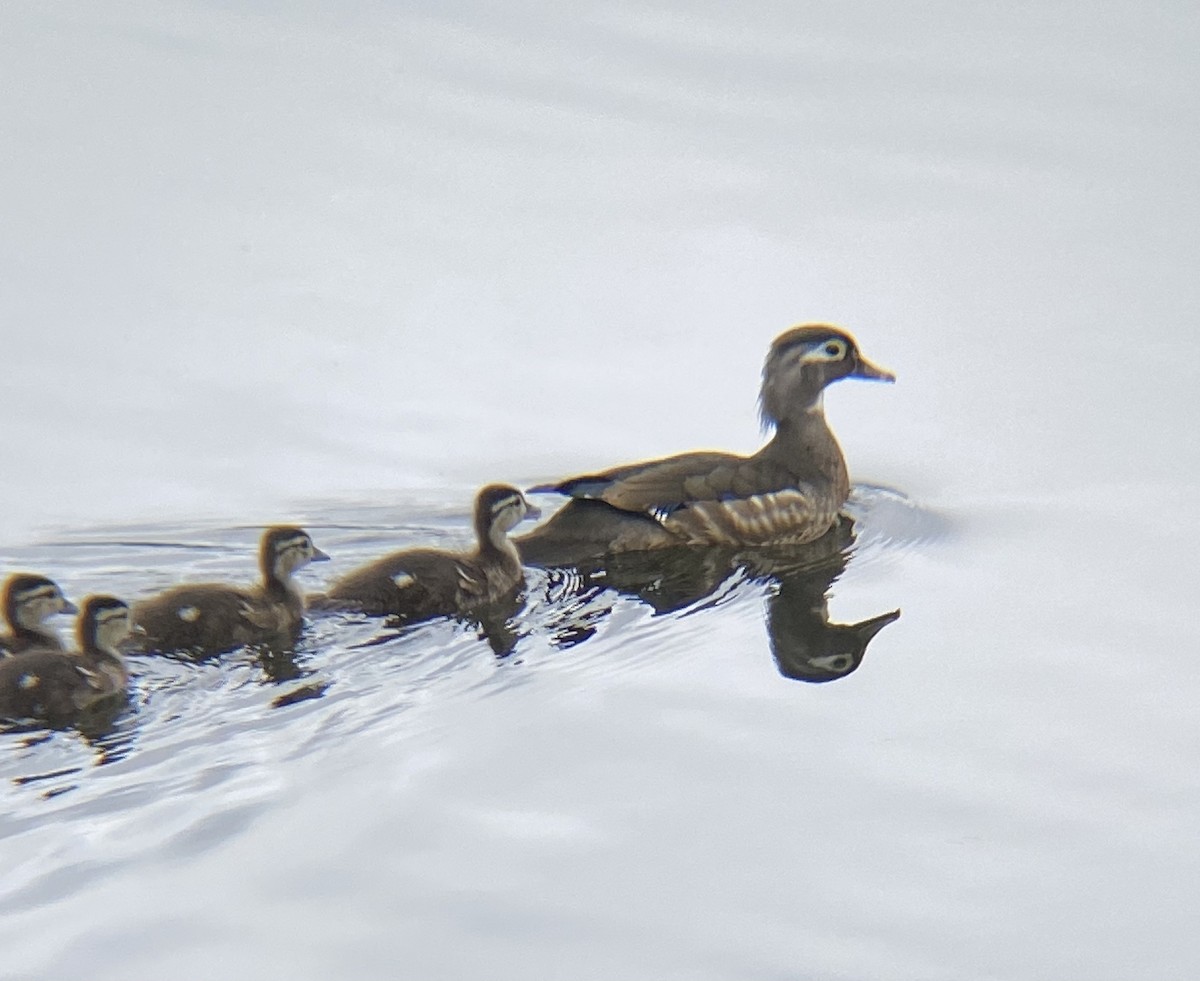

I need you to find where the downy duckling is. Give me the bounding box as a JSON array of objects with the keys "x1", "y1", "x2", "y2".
[
  {"x1": 132, "y1": 526, "x2": 329, "y2": 656},
  {"x1": 0, "y1": 573, "x2": 77, "y2": 656},
  {"x1": 0, "y1": 595, "x2": 134, "y2": 723},
  {"x1": 519, "y1": 324, "x2": 894, "y2": 559},
  {"x1": 323, "y1": 485, "x2": 539, "y2": 620}
]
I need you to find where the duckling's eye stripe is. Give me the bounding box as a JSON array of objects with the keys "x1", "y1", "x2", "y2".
[
  {"x1": 16, "y1": 586, "x2": 57, "y2": 603},
  {"x1": 490, "y1": 496, "x2": 521, "y2": 514},
  {"x1": 277, "y1": 537, "x2": 310, "y2": 553},
  {"x1": 97, "y1": 608, "x2": 128, "y2": 623}
]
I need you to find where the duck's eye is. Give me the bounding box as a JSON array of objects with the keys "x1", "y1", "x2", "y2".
[{"x1": 801, "y1": 339, "x2": 848, "y2": 363}]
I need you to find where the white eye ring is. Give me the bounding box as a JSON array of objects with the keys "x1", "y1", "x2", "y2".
[{"x1": 803, "y1": 339, "x2": 848, "y2": 363}]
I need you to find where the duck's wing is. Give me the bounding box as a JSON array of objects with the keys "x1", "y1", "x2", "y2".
[
  {"x1": 0, "y1": 650, "x2": 93, "y2": 720},
  {"x1": 132, "y1": 583, "x2": 263, "y2": 653},
  {"x1": 387, "y1": 550, "x2": 489, "y2": 601},
  {"x1": 541, "y1": 451, "x2": 787, "y2": 515},
  {"x1": 327, "y1": 548, "x2": 482, "y2": 616}
]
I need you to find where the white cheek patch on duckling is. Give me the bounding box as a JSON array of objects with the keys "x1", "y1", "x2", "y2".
[
  {"x1": 15, "y1": 588, "x2": 58, "y2": 627},
  {"x1": 177, "y1": 606, "x2": 202, "y2": 622},
  {"x1": 19, "y1": 673, "x2": 39, "y2": 690},
  {"x1": 273, "y1": 538, "x2": 314, "y2": 577}
]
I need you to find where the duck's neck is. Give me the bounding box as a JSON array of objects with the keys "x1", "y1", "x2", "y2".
[
  {"x1": 263, "y1": 570, "x2": 305, "y2": 612},
  {"x1": 13, "y1": 623, "x2": 58, "y2": 647},
  {"x1": 478, "y1": 524, "x2": 521, "y2": 570},
  {"x1": 759, "y1": 401, "x2": 849, "y2": 500},
  {"x1": 83, "y1": 642, "x2": 129, "y2": 685}
]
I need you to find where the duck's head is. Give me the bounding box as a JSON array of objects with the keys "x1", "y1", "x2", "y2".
[
  {"x1": 760, "y1": 324, "x2": 894, "y2": 425},
  {"x1": 475, "y1": 484, "x2": 541, "y2": 546},
  {"x1": 259, "y1": 526, "x2": 330, "y2": 584},
  {"x1": 3, "y1": 573, "x2": 77, "y2": 632},
  {"x1": 78, "y1": 595, "x2": 136, "y2": 654},
  {"x1": 770, "y1": 606, "x2": 901, "y2": 683}
]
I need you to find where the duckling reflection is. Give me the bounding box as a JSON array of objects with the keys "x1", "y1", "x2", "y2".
[{"x1": 532, "y1": 516, "x2": 899, "y2": 683}]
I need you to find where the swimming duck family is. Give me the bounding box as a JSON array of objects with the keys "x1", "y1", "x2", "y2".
[
  {"x1": 519, "y1": 324, "x2": 893, "y2": 561},
  {"x1": 132, "y1": 526, "x2": 329, "y2": 656},
  {"x1": 0, "y1": 595, "x2": 135, "y2": 724},
  {"x1": 2, "y1": 322, "x2": 900, "y2": 726}
]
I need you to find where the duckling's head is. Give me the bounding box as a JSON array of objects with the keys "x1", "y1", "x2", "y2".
[
  {"x1": 474, "y1": 484, "x2": 541, "y2": 545},
  {"x1": 78, "y1": 595, "x2": 135, "y2": 654},
  {"x1": 760, "y1": 324, "x2": 894, "y2": 426},
  {"x1": 3, "y1": 573, "x2": 77, "y2": 632},
  {"x1": 259, "y1": 526, "x2": 330, "y2": 584}
]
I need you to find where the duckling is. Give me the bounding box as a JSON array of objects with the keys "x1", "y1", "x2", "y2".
[
  {"x1": 519, "y1": 324, "x2": 894, "y2": 559},
  {"x1": 323, "y1": 484, "x2": 539, "y2": 620},
  {"x1": 0, "y1": 573, "x2": 77, "y2": 656},
  {"x1": 0, "y1": 595, "x2": 134, "y2": 723},
  {"x1": 132, "y1": 526, "x2": 329, "y2": 656}
]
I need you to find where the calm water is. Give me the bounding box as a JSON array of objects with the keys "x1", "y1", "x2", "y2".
[{"x1": 2, "y1": 2, "x2": 1199, "y2": 979}]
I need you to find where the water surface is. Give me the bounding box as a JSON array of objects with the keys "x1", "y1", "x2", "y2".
[{"x1": 2, "y1": 2, "x2": 1198, "y2": 979}]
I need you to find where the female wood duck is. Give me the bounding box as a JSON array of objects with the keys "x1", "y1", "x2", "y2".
[
  {"x1": 518, "y1": 324, "x2": 893, "y2": 560},
  {"x1": 132, "y1": 526, "x2": 329, "y2": 656},
  {"x1": 0, "y1": 574, "x2": 78, "y2": 656},
  {"x1": 0, "y1": 595, "x2": 134, "y2": 723},
  {"x1": 322, "y1": 485, "x2": 539, "y2": 620}
]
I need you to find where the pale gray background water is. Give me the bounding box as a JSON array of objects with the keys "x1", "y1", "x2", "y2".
[{"x1": 2, "y1": 2, "x2": 1198, "y2": 979}]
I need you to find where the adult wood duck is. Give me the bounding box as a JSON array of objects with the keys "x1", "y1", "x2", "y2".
[
  {"x1": 0, "y1": 573, "x2": 77, "y2": 656},
  {"x1": 322, "y1": 485, "x2": 539, "y2": 621},
  {"x1": 132, "y1": 526, "x2": 329, "y2": 656},
  {"x1": 0, "y1": 595, "x2": 134, "y2": 723},
  {"x1": 518, "y1": 324, "x2": 893, "y2": 562}
]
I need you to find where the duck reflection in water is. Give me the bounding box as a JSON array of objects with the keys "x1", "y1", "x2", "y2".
[{"x1": 522, "y1": 511, "x2": 899, "y2": 683}]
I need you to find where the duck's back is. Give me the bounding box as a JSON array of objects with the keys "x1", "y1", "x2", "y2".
[
  {"x1": 133, "y1": 582, "x2": 298, "y2": 655},
  {"x1": 0, "y1": 649, "x2": 114, "y2": 721},
  {"x1": 328, "y1": 547, "x2": 522, "y2": 619},
  {"x1": 530, "y1": 443, "x2": 845, "y2": 551}
]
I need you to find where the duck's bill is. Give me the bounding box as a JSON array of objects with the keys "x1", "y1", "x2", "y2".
[
  {"x1": 523, "y1": 503, "x2": 543, "y2": 521},
  {"x1": 852, "y1": 355, "x2": 896, "y2": 383},
  {"x1": 61, "y1": 599, "x2": 79, "y2": 615},
  {"x1": 853, "y1": 608, "x2": 902, "y2": 641},
  {"x1": 311, "y1": 547, "x2": 331, "y2": 562}
]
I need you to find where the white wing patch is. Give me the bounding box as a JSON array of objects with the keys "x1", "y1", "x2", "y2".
[
  {"x1": 392, "y1": 573, "x2": 416, "y2": 589},
  {"x1": 19, "y1": 673, "x2": 39, "y2": 690},
  {"x1": 177, "y1": 606, "x2": 201, "y2": 622}
]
